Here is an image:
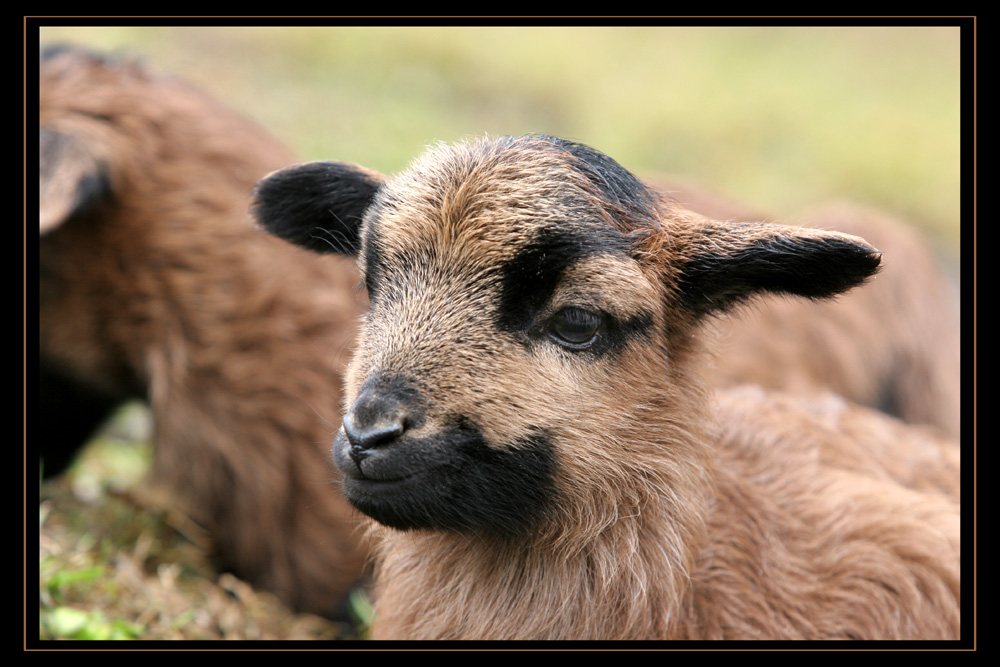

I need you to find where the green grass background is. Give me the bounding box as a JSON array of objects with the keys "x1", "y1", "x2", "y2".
[{"x1": 36, "y1": 24, "x2": 963, "y2": 260}]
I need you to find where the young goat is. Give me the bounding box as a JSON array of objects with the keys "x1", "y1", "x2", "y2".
[
  {"x1": 253, "y1": 134, "x2": 961, "y2": 640},
  {"x1": 38, "y1": 45, "x2": 376, "y2": 617}
]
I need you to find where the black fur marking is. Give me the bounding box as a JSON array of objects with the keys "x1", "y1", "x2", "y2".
[
  {"x1": 251, "y1": 161, "x2": 380, "y2": 256},
  {"x1": 495, "y1": 225, "x2": 631, "y2": 338},
  {"x1": 586, "y1": 311, "x2": 655, "y2": 357},
  {"x1": 679, "y1": 232, "x2": 882, "y2": 317},
  {"x1": 334, "y1": 417, "x2": 556, "y2": 538},
  {"x1": 544, "y1": 135, "x2": 662, "y2": 226},
  {"x1": 361, "y1": 219, "x2": 386, "y2": 303}
]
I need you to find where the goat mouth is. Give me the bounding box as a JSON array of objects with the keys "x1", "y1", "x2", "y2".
[
  {"x1": 332, "y1": 428, "x2": 428, "y2": 483},
  {"x1": 331, "y1": 421, "x2": 558, "y2": 536}
]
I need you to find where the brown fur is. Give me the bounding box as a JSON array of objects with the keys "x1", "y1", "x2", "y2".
[
  {"x1": 254, "y1": 135, "x2": 961, "y2": 640},
  {"x1": 38, "y1": 45, "x2": 369, "y2": 617}
]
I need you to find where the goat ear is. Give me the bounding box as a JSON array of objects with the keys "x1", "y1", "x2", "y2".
[
  {"x1": 251, "y1": 161, "x2": 384, "y2": 256},
  {"x1": 39, "y1": 127, "x2": 110, "y2": 235},
  {"x1": 671, "y1": 218, "x2": 882, "y2": 317}
]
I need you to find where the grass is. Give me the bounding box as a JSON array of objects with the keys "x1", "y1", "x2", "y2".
[{"x1": 38, "y1": 476, "x2": 363, "y2": 640}]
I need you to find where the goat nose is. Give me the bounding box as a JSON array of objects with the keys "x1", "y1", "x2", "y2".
[
  {"x1": 343, "y1": 412, "x2": 406, "y2": 449},
  {"x1": 341, "y1": 372, "x2": 425, "y2": 464},
  {"x1": 342, "y1": 412, "x2": 406, "y2": 461}
]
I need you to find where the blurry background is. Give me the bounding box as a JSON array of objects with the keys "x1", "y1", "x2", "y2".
[
  {"x1": 34, "y1": 23, "x2": 966, "y2": 641},
  {"x1": 37, "y1": 25, "x2": 963, "y2": 260}
]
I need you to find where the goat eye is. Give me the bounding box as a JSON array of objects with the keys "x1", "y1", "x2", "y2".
[{"x1": 548, "y1": 307, "x2": 601, "y2": 348}]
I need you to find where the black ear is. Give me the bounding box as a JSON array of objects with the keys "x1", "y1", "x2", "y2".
[
  {"x1": 251, "y1": 161, "x2": 384, "y2": 256},
  {"x1": 673, "y1": 219, "x2": 882, "y2": 317},
  {"x1": 39, "y1": 127, "x2": 110, "y2": 235}
]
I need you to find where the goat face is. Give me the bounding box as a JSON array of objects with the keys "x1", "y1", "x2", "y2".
[{"x1": 253, "y1": 134, "x2": 882, "y2": 540}]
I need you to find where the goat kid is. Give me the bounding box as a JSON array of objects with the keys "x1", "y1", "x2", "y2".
[{"x1": 252, "y1": 134, "x2": 960, "y2": 640}]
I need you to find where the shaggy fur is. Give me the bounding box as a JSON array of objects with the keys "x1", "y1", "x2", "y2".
[
  {"x1": 252, "y1": 134, "x2": 960, "y2": 640},
  {"x1": 38, "y1": 45, "x2": 372, "y2": 617}
]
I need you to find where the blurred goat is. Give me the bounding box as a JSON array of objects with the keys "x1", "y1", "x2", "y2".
[{"x1": 38, "y1": 45, "x2": 374, "y2": 618}]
